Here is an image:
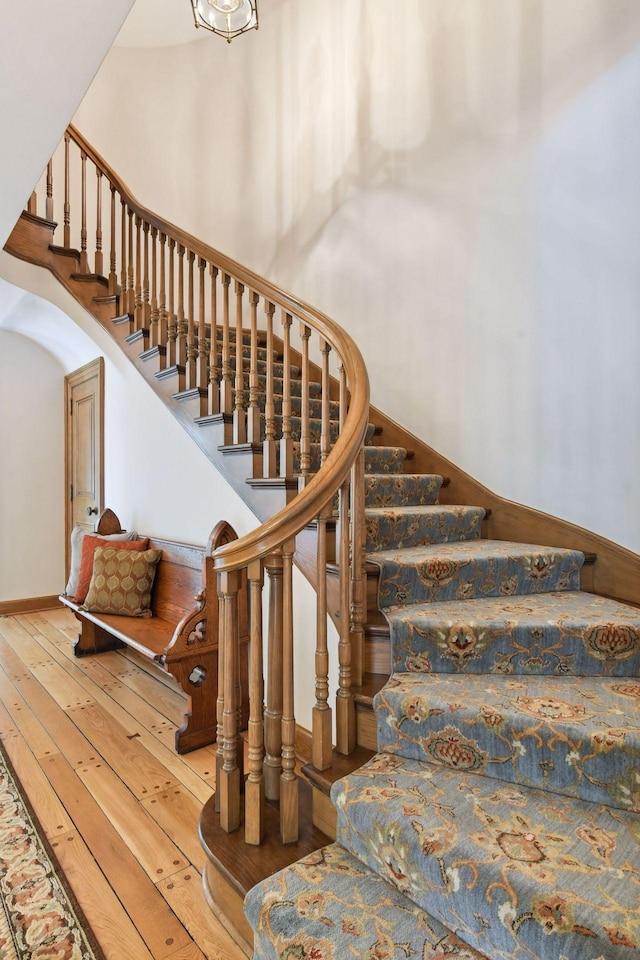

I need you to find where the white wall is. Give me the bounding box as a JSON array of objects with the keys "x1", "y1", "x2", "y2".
[
  {"x1": 0, "y1": 331, "x2": 65, "y2": 600},
  {"x1": 74, "y1": 0, "x2": 640, "y2": 552}
]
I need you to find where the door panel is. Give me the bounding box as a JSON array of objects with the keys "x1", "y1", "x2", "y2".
[{"x1": 65, "y1": 358, "x2": 104, "y2": 575}]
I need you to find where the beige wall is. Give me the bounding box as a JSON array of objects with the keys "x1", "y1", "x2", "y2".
[{"x1": 74, "y1": 0, "x2": 640, "y2": 552}]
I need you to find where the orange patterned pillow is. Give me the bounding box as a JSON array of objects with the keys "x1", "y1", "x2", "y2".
[
  {"x1": 82, "y1": 547, "x2": 162, "y2": 618},
  {"x1": 72, "y1": 535, "x2": 149, "y2": 604}
]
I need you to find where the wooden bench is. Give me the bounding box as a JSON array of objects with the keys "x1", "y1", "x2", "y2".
[{"x1": 59, "y1": 508, "x2": 249, "y2": 754}]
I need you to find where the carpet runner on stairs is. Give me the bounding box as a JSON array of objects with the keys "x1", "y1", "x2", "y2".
[{"x1": 245, "y1": 446, "x2": 640, "y2": 959}]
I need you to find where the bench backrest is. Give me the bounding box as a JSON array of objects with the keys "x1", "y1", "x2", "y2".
[{"x1": 145, "y1": 538, "x2": 205, "y2": 624}]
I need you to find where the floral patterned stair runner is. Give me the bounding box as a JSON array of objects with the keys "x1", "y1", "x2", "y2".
[{"x1": 244, "y1": 450, "x2": 640, "y2": 959}]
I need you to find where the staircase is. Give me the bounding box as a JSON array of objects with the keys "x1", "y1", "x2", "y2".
[
  {"x1": 246, "y1": 454, "x2": 640, "y2": 958},
  {"x1": 7, "y1": 127, "x2": 640, "y2": 959}
]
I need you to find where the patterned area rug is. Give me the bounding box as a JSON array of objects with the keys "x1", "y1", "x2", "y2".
[{"x1": 0, "y1": 738, "x2": 105, "y2": 960}]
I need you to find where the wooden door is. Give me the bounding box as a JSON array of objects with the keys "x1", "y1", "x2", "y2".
[{"x1": 65, "y1": 357, "x2": 104, "y2": 575}]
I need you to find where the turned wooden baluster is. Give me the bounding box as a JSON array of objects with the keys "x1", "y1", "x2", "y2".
[
  {"x1": 263, "y1": 551, "x2": 283, "y2": 799},
  {"x1": 208, "y1": 265, "x2": 220, "y2": 415},
  {"x1": 246, "y1": 291, "x2": 261, "y2": 444},
  {"x1": 245, "y1": 558, "x2": 265, "y2": 845},
  {"x1": 313, "y1": 499, "x2": 333, "y2": 771},
  {"x1": 336, "y1": 472, "x2": 356, "y2": 754},
  {"x1": 197, "y1": 258, "x2": 207, "y2": 392},
  {"x1": 350, "y1": 445, "x2": 366, "y2": 689},
  {"x1": 176, "y1": 245, "x2": 187, "y2": 366},
  {"x1": 166, "y1": 239, "x2": 177, "y2": 367},
  {"x1": 220, "y1": 273, "x2": 233, "y2": 416},
  {"x1": 263, "y1": 301, "x2": 277, "y2": 477},
  {"x1": 46, "y1": 160, "x2": 54, "y2": 222},
  {"x1": 134, "y1": 216, "x2": 143, "y2": 330},
  {"x1": 27, "y1": 192, "x2": 37, "y2": 215},
  {"x1": 319, "y1": 338, "x2": 331, "y2": 467},
  {"x1": 298, "y1": 323, "x2": 312, "y2": 486},
  {"x1": 280, "y1": 538, "x2": 298, "y2": 843},
  {"x1": 63, "y1": 132, "x2": 71, "y2": 248},
  {"x1": 94, "y1": 169, "x2": 103, "y2": 277},
  {"x1": 185, "y1": 250, "x2": 197, "y2": 390},
  {"x1": 108, "y1": 185, "x2": 118, "y2": 296},
  {"x1": 279, "y1": 312, "x2": 293, "y2": 477},
  {"x1": 158, "y1": 232, "x2": 168, "y2": 364},
  {"x1": 233, "y1": 281, "x2": 247, "y2": 444},
  {"x1": 79, "y1": 150, "x2": 88, "y2": 273},
  {"x1": 218, "y1": 570, "x2": 241, "y2": 833},
  {"x1": 150, "y1": 227, "x2": 159, "y2": 348},
  {"x1": 215, "y1": 589, "x2": 225, "y2": 814},
  {"x1": 127, "y1": 206, "x2": 135, "y2": 316},
  {"x1": 119, "y1": 198, "x2": 127, "y2": 316},
  {"x1": 142, "y1": 221, "x2": 151, "y2": 330}
]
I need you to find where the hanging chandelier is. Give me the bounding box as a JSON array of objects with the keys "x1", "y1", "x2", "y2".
[{"x1": 191, "y1": 0, "x2": 258, "y2": 42}]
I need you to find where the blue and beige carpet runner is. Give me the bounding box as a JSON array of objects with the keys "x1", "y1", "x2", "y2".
[{"x1": 245, "y1": 445, "x2": 640, "y2": 959}]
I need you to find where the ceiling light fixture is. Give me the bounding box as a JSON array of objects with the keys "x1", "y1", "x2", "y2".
[{"x1": 191, "y1": 0, "x2": 258, "y2": 42}]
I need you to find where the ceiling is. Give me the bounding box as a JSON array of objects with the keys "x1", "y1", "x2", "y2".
[{"x1": 115, "y1": 0, "x2": 211, "y2": 48}]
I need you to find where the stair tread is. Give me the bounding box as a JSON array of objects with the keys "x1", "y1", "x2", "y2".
[
  {"x1": 369, "y1": 539, "x2": 585, "y2": 608},
  {"x1": 385, "y1": 589, "x2": 640, "y2": 677},
  {"x1": 375, "y1": 672, "x2": 640, "y2": 811},
  {"x1": 365, "y1": 472, "x2": 443, "y2": 507},
  {"x1": 245, "y1": 842, "x2": 490, "y2": 960},
  {"x1": 333, "y1": 753, "x2": 640, "y2": 960}
]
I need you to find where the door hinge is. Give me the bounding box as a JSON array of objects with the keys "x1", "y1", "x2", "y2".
[
  {"x1": 69, "y1": 397, "x2": 73, "y2": 416},
  {"x1": 70, "y1": 483, "x2": 73, "y2": 501}
]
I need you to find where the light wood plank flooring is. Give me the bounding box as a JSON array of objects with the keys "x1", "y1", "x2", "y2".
[{"x1": 0, "y1": 607, "x2": 248, "y2": 960}]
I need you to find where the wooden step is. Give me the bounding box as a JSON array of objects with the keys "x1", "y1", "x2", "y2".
[
  {"x1": 199, "y1": 779, "x2": 330, "y2": 954},
  {"x1": 301, "y1": 746, "x2": 375, "y2": 838}
]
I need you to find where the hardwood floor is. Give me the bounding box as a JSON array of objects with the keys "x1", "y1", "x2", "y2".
[{"x1": 0, "y1": 606, "x2": 248, "y2": 960}]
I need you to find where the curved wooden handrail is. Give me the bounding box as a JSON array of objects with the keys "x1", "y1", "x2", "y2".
[{"x1": 67, "y1": 124, "x2": 371, "y2": 571}]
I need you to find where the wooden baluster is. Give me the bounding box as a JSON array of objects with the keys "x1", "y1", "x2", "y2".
[
  {"x1": 134, "y1": 216, "x2": 143, "y2": 330},
  {"x1": 143, "y1": 220, "x2": 151, "y2": 330},
  {"x1": 186, "y1": 251, "x2": 196, "y2": 390},
  {"x1": 313, "y1": 501, "x2": 333, "y2": 771},
  {"x1": 280, "y1": 538, "x2": 298, "y2": 843},
  {"x1": 263, "y1": 301, "x2": 277, "y2": 477},
  {"x1": 208, "y1": 265, "x2": 220, "y2": 415},
  {"x1": 336, "y1": 473, "x2": 356, "y2": 755},
  {"x1": 215, "y1": 590, "x2": 225, "y2": 814},
  {"x1": 176, "y1": 244, "x2": 187, "y2": 367},
  {"x1": 320, "y1": 338, "x2": 331, "y2": 467},
  {"x1": 127, "y1": 207, "x2": 135, "y2": 316},
  {"x1": 158, "y1": 232, "x2": 168, "y2": 365},
  {"x1": 298, "y1": 323, "x2": 312, "y2": 487},
  {"x1": 167, "y1": 239, "x2": 177, "y2": 367},
  {"x1": 63, "y1": 132, "x2": 71, "y2": 248},
  {"x1": 197, "y1": 258, "x2": 207, "y2": 391},
  {"x1": 220, "y1": 273, "x2": 233, "y2": 416},
  {"x1": 279, "y1": 312, "x2": 293, "y2": 477},
  {"x1": 245, "y1": 558, "x2": 265, "y2": 845},
  {"x1": 46, "y1": 160, "x2": 54, "y2": 222},
  {"x1": 218, "y1": 570, "x2": 241, "y2": 834},
  {"x1": 94, "y1": 169, "x2": 103, "y2": 277},
  {"x1": 150, "y1": 227, "x2": 159, "y2": 348},
  {"x1": 27, "y1": 192, "x2": 37, "y2": 215},
  {"x1": 246, "y1": 291, "x2": 261, "y2": 444},
  {"x1": 108, "y1": 185, "x2": 118, "y2": 296},
  {"x1": 79, "y1": 150, "x2": 88, "y2": 273},
  {"x1": 263, "y1": 551, "x2": 283, "y2": 800},
  {"x1": 120, "y1": 198, "x2": 127, "y2": 315},
  {"x1": 233, "y1": 281, "x2": 247, "y2": 444},
  {"x1": 350, "y1": 445, "x2": 366, "y2": 690}
]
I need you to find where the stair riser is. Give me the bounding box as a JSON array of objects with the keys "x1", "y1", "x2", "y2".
[
  {"x1": 375, "y1": 674, "x2": 640, "y2": 811},
  {"x1": 332, "y1": 754, "x2": 640, "y2": 960},
  {"x1": 365, "y1": 473, "x2": 442, "y2": 507},
  {"x1": 388, "y1": 602, "x2": 640, "y2": 677}
]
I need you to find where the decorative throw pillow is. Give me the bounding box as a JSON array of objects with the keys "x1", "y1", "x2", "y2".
[
  {"x1": 65, "y1": 526, "x2": 137, "y2": 597},
  {"x1": 82, "y1": 547, "x2": 162, "y2": 618},
  {"x1": 72, "y1": 535, "x2": 149, "y2": 604}
]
